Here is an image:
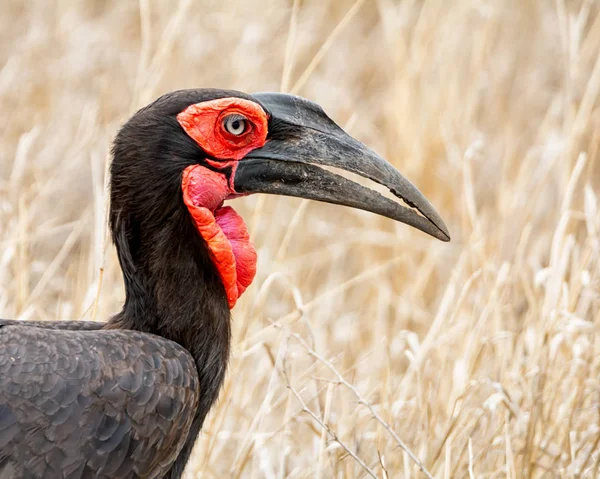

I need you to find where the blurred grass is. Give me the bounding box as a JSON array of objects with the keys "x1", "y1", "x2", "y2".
[{"x1": 1, "y1": 0, "x2": 599, "y2": 477}]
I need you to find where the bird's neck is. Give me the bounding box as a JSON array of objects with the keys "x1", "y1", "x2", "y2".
[{"x1": 107, "y1": 209, "x2": 231, "y2": 412}]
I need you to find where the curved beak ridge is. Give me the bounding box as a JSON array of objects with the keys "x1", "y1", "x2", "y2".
[{"x1": 233, "y1": 93, "x2": 450, "y2": 242}]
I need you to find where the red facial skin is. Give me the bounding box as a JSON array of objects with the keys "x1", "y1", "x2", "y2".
[
  {"x1": 177, "y1": 98, "x2": 268, "y2": 160},
  {"x1": 178, "y1": 98, "x2": 269, "y2": 308}
]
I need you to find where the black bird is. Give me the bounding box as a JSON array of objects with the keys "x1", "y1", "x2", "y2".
[{"x1": 0, "y1": 89, "x2": 450, "y2": 478}]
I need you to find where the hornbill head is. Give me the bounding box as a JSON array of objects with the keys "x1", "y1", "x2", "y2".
[{"x1": 111, "y1": 89, "x2": 450, "y2": 309}]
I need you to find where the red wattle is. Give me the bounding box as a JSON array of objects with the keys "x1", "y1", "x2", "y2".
[
  {"x1": 214, "y1": 207, "x2": 257, "y2": 296},
  {"x1": 182, "y1": 165, "x2": 257, "y2": 308}
]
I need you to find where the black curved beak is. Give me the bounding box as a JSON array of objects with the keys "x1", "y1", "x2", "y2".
[{"x1": 234, "y1": 93, "x2": 450, "y2": 242}]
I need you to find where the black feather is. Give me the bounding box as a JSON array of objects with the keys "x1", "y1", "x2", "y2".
[{"x1": 0, "y1": 89, "x2": 265, "y2": 478}]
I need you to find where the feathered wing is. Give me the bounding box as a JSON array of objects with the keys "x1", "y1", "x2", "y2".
[{"x1": 0, "y1": 322, "x2": 199, "y2": 479}]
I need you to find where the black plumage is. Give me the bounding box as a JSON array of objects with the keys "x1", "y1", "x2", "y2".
[
  {"x1": 0, "y1": 321, "x2": 198, "y2": 478},
  {"x1": 1, "y1": 90, "x2": 239, "y2": 479},
  {"x1": 0, "y1": 89, "x2": 449, "y2": 479}
]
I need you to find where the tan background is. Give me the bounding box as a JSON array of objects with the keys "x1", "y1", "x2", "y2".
[{"x1": 0, "y1": 0, "x2": 599, "y2": 477}]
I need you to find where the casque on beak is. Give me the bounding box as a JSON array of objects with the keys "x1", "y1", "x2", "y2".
[{"x1": 231, "y1": 93, "x2": 450, "y2": 242}]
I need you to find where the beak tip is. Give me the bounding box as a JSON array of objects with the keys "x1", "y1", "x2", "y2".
[
  {"x1": 427, "y1": 224, "x2": 451, "y2": 242},
  {"x1": 436, "y1": 222, "x2": 451, "y2": 242},
  {"x1": 422, "y1": 208, "x2": 451, "y2": 242}
]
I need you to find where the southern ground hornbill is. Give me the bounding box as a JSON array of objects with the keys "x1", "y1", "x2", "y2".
[{"x1": 0, "y1": 89, "x2": 450, "y2": 478}]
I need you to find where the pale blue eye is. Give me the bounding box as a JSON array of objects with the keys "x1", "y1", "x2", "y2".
[{"x1": 223, "y1": 114, "x2": 248, "y2": 136}]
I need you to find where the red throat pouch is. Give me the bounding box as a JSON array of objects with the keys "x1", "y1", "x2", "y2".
[{"x1": 182, "y1": 165, "x2": 257, "y2": 308}]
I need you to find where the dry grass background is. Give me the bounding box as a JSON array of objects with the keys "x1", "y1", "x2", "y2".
[{"x1": 0, "y1": 0, "x2": 599, "y2": 477}]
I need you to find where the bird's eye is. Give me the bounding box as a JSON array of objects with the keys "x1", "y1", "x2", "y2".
[{"x1": 222, "y1": 114, "x2": 249, "y2": 136}]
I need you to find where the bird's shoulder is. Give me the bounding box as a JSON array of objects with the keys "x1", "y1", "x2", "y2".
[{"x1": 0, "y1": 324, "x2": 199, "y2": 478}]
